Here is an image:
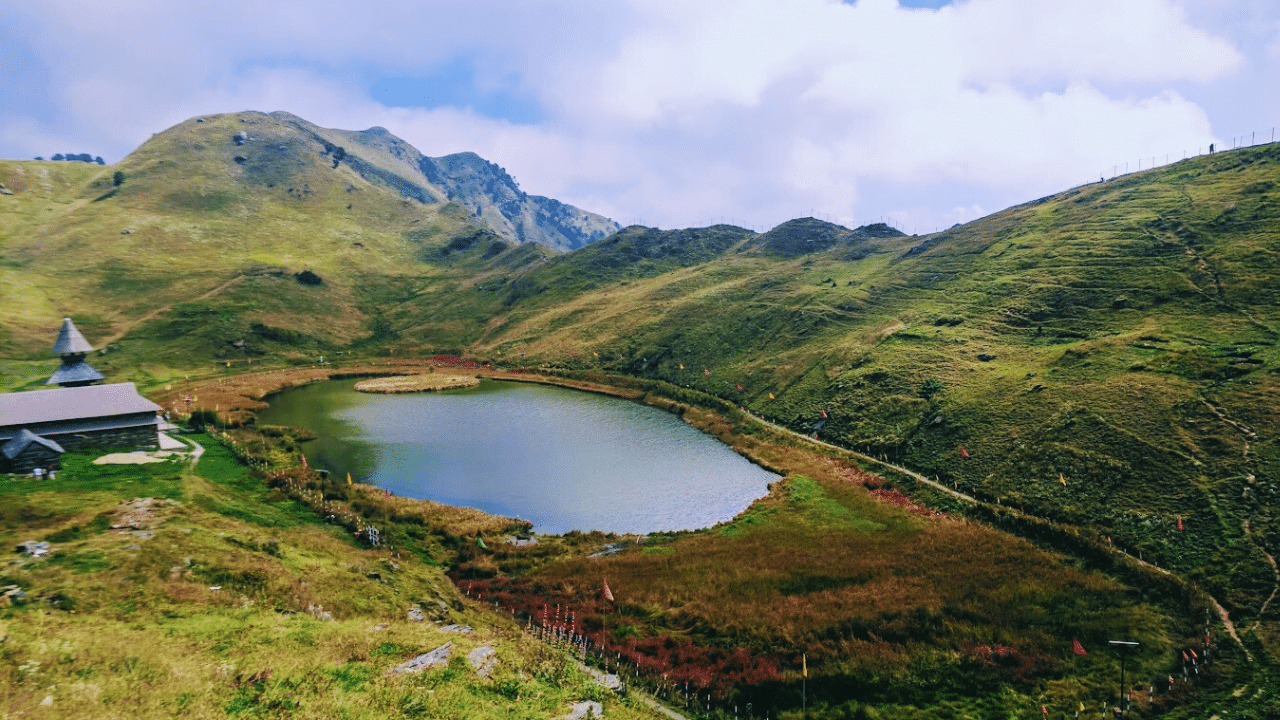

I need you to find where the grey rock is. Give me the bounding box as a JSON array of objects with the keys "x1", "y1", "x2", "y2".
[
  {"x1": 467, "y1": 645, "x2": 496, "y2": 677},
  {"x1": 386, "y1": 642, "x2": 452, "y2": 675},
  {"x1": 565, "y1": 701, "x2": 603, "y2": 719},
  {"x1": 15, "y1": 541, "x2": 50, "y2": 557}
]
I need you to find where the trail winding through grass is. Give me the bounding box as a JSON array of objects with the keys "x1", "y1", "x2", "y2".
[
  {"x1": 102, "y1": 273, "x2": 245, "y2": 346},
  {"x1": 739, "y1": 409, "x2": 1257, "y2": 660}
]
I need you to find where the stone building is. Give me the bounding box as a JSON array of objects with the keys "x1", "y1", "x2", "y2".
[
  {"x1": 0, "y1": 318, "x2": 168, "y2": 473},
  {"x1": 1, "y1": 429, "x2": 66, "y2": 475}
]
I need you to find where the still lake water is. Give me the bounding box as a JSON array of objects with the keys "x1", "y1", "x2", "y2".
[{"x1": 257, "y1": 379, "x2": 778, "y2": 535}]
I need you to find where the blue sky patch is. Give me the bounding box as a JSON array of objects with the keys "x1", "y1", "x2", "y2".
[{"x1": 369, "y1": 57, "x2": 543, "y2": 124}]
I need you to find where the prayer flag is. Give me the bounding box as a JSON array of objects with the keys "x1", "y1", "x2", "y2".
[
  {"x1": 476, "y1": 536, "x2": 488, "y2": 550},
  {"x1": 802, "y1": 653, "x2": 807, "y2": 678},
  {"x1": 1072, "y1": 639, "x2": 1088, "y2": 656},
  {"x1": 768, "y1": 392, "x2": 775, "y2": 400},
  {"x1": 704, "y1": 368, "x2": 711, "y2": 377},
  {"x1": 736, "y1": 384, "x2": 742, "y2": 391},
  {"x1": 1059, "y1": 473, "x2": 1067, "y2": 486},
  {"x1": 1177, "y1": 515, "x2": 1184, "y2": 532},
  {"x1": 1078, "y1": 702, "x2": 1085, "y2": 713},
  {"x1": 679, "y1": 364, "x2": 685, "y2": 370},
  {"x1": 602, "y1": 577, "x2": 615, "y2": 604},
  {"x1": 1041, "y1": 704, "x2": 1048, "y2": 716},
  {"x1": 1182, "y1": 651, "x2": 1189, "y2": 662},
  {"x1": 1189, "y1": 648, "x2": 1197, "y2": 659},
  {"x1": 346, "y1": 472, "x2": 353, "y2": 487},
  {"x1": 959, "y1": 446, "x2": 970, "y2": 459},
  {"x1": 301, "y1": 454, "x2": 308, "y2": 469}
]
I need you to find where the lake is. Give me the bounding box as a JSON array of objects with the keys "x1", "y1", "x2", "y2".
[{"x1": 256, "y1": 379, "x2": 778, "y2": 535}]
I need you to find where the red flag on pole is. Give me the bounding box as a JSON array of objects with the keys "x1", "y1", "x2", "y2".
[
  {"x1": 959, "y1": 446, "x2": 970, "y2": 459},
  {"x1": 1072, "y1": 639, "x2": 1088, "y2": 656},
  {"x1": 820, "y1": 409, "x2": 828, "y2": 419},
  {"x1": 1182, "y1": 651, "x2": 1189, "y2": 662},
  {"x1": 300, "y1": 454, "x2": 308, "y2": 468},
  {"x1": 602, "y1": 577, "x2": 615, "y2": 604},
  {"x1": 1177, "y1": 515, "x2": 1184, "y2": 531},
  {"x1": 736, "y1": 384, "x2": 742, "y2": 391},
  {"x1": 1041, "y1": 704, "x2": 1048, "y2": 716},
  {"x1": 704, "y1": 368, "x2": 711, "y2": 377}
]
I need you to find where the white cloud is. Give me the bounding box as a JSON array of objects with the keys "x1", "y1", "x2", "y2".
[{"x1": 0, "y1": 0, "x2": 1269, "y2": 233}]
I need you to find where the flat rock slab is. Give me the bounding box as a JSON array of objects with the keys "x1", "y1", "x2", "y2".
[
  {"x1": 468, "y1": 645, "x2": 497, "y2": 677},
  {"x1": 565, "y1": 701, "x2": 604, "y2": 719},
  {"x1": 94, "y1": 452, "x2": 165, "y2": 465},
  {"x1": 386, "y1": 642, "x2": 452, "y2": 675},
  {"x1": 440, "y1": 624, "x2": 473, "y2": 634}
]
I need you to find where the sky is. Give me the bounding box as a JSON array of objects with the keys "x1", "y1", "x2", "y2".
[{"x1": 1, "y1": 0, "x2": 1277, "y2": 235}]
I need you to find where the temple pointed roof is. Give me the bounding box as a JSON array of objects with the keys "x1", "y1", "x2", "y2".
[
  {"x1": 52, "y1": 317, "x2": 95, "y2": 355},
  {"x1": 47, "y1": 358, "x2": 105, "y2": 386}
]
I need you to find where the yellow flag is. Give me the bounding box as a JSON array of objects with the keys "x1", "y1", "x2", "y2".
[
  {"x1": 1059, "y1": 473, "x2": 1067, "y2": 486},
  {"x1": 802, "y1": 653, "x2": 807, "y2": 678},
  {"x1": 1078, "y1": 702, "x2": 1085, "y2": 713},
  {"x1": 347, "y1": 472, "x2": 353, "y2": 487},
  {"x1": 768, "y1": 392, "x2": 775, "y2": 400},
  {"x1": 679, "y1": 364, "x2": 685, "y2": 370}
]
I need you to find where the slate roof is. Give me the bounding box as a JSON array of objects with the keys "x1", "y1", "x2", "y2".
[
  {"x1": 52, "y1": 317, "x2": 95, "y2": 355},
  {"x1": 47, "y1": 358, "x2": 106, "y2": 386},
  {"x1": 0, "y1": 383, "x2": 161, "y2": 427},
  {"x1": 2, "y1": 429, "x2": 65, "y2": 460}
]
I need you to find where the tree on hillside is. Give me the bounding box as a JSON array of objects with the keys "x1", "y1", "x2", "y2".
[
  {"x1": 51, "y1": 154, "x2": 64, "y2": 161},
  {"x1": 112, "y1": 171, "x2": 125, "y2": 187}
]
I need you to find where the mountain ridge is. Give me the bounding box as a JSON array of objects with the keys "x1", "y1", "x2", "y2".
[
  {"x1": 2, "y1": 119, "x2": 1280, "y2": 717},
  {"x1": 262, "y1": 111, "x2": 620, "y2": 251}
]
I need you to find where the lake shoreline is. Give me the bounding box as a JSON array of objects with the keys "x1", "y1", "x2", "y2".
[{"x1": 153, "y1": 358, "x2": 795, "y2": 536}]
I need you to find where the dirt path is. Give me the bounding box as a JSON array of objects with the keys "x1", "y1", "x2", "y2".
[
  {"x1": 101, "y1": 274, "x2": 245, "y2": 346},
  {"x1": 185, "y1": 435, "x2": 205, "y2": 468},
  {"x1": 1244, "y1": 518, "x2": 1280, "y2": 635},
  {"x1": 572, "y1": 659, "x2": 691, "y2": 720},
  {"x1": 741, "y1": 411, "x2": 1256, "y2": 660}
]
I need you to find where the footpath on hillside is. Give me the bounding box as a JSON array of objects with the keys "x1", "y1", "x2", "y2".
[{"x1": 742, "y1": 411, "x2": 1255, "y2": 660}]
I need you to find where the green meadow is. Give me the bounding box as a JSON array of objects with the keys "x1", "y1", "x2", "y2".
[
  {"x1": 3, "y1": 113, "x2": 1279, "y2": 716},
  {"x1": 0, "y1": 439, "x2": 655, "y2": 719}
]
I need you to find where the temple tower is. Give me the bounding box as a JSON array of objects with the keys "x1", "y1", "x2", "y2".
[{"x1": 47, "y1": 317, "x2": 105, "y2": 387}]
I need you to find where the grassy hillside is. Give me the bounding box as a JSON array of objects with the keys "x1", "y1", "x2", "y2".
[
  {"x1": 3, "y1": 117, "x2": 1280, "y2": 717},
  {"x1": 0, "y1": 438, "x2": 659, "y2": 719},
  {"x1": 468, "y1": 146, "x2": 1280, "y2": 630}
]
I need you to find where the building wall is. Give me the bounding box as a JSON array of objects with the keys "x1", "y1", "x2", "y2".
[
  {"x1": 5, "y1": 445, "x2": 62, "y2": 474},
  {"x1": 51, "y1": 424, "x2": 157, "y2": 453}
]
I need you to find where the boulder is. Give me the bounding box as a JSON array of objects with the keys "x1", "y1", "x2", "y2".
[
  {"x1": 467, "y1": 645, "x2": 496, "y2": 677},
  {"x1": 386, "y1": 642, "x2": 452, "y2": 675}
]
